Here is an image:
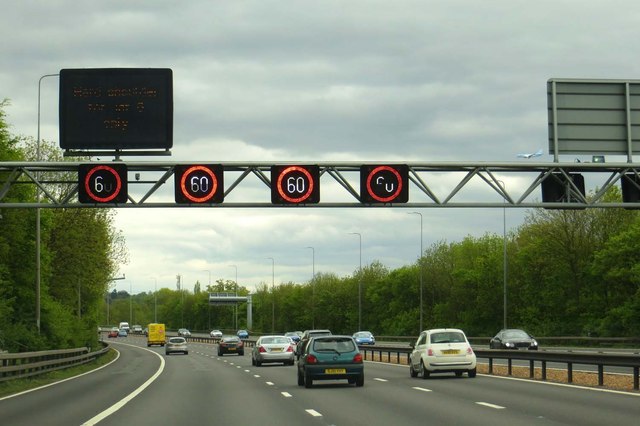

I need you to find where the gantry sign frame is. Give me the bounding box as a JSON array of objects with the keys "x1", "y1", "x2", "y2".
[{"x1": 3, "y1": 160, "x2": 640, "y2": 209}]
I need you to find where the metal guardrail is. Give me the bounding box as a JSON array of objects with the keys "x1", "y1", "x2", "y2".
[
  {"x1": 0, "y1": 344, "x2": 110, "y2": 382},
  {"x1": 356, "y1": 345, "x2": 640, "y2": 390}
]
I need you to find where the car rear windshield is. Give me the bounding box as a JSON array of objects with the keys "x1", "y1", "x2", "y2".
[
  {"x1": 430, "y1": 332, "x2": 466, "y2": 344},
  {"x1": 169, "y1": 337, "x2": 186, "y2": 343},
  {"x1": 262, "y1": 337, "x2": 290, "y2": 344},
  {"x1": 313, "y1": 338, "x2": 356, "y2": 352}
]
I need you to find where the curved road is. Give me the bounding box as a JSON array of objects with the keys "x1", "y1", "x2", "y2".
[{"x1": 1, "y1": 336, "x2": 638, "y2": 425}]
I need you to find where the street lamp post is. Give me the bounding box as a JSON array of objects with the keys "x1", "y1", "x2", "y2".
[
  {"x1": 498, "y1": 180, "x2": 508, "y2": 329},
  {"x1": 229, "y1": 264, "x2": 238, "y2": 329},
  {"x1": 409, "y1": 212, "x2": 424, "y2": 331},
  {"x1": 305, "y1": 246, "x2": 315, "y2": 328},
  {"x1": 203, "y1": 270, "x2": 211, "y2": 329},
  {"x1": 36, "y1": 73, "x2": 59, "y2": 333},
  {"x1": 150, "y1": 277, "x2": 158, "y2": 323},
  {"x1": 348, "y1": 232, "x2": 362, "y2": 331},
  {"x1": 266, "y1": 257, "x2": 275, "y2": 333}
]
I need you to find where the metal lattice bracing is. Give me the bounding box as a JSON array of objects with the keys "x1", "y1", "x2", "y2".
[{"x1": 2, "y1": 161, "x2": 640, "y2": 209}]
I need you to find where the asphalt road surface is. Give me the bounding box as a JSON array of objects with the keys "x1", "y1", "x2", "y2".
[{"x1": 1, "y1": 336, "x2": 639, "y2": 425}]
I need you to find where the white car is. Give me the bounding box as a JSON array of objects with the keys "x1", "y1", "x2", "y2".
[
  {"x1": 409, "y1": 328, "x2": 476, "y2": 379},
  {"x1": 251, "y1": 335, "x2": 295, "y2": 366},
  {"x1": 210, "y1": 329, "x2": 223, "y2": 338}
]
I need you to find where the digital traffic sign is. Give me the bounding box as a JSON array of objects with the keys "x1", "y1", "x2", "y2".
[
  {"x1": 78, "y1": 164, "x2": 128, "y2": 204},
  {"x1": 59, "y1": 68, "x2": 173, "y2": 150},
  {"x1": 360, "y1": 164, "x2": 409, "y2": 203},
  {"x1": 271, "y1": 165, "x2": 320, "y2": 204},
  {"x1": 174, "y1": 165, "x2": 224, "y2": 204}
]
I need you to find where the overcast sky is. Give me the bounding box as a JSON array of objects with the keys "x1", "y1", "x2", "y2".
[{"x1": 3, "y1": 1, "x2": 640, "y2": 295}]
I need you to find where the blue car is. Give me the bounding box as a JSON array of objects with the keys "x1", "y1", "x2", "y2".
[
  {"x1": 353, "y1": 331, "x2": 375, "y2": 345},
  {"x1": 297, "y1": 335, "x2": 364, "y2": 387},
  {"x1": 285, "y1": 331, "x2": 302, "y2": 343},
  {"x1": 237, "y1": 329, "x2": 249, "y2": 339}
]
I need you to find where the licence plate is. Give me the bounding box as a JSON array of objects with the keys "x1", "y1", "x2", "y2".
[
  {"x1": 441, "y1": 349, "x2": 460, "y2": 355},
  {"x1": 325, "y1": 368, "x2": 346, "y2": 374},
  {"x1": 271, "y1": 348, "x2": 282, "y2": 352},
  {"x1": 228, "y1": 347, "x2": 236, "y2": 350}
]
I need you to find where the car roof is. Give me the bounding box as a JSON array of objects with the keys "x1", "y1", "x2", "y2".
[{"x1": 422, "y1": 328, "x2": 466, "y2": 334}]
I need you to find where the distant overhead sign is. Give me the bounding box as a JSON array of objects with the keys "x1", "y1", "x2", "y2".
[
  {"x1": 59, "y1": 68, "x2": 173, "y2": 152},
  {"x1": 548, "y1": 78, "x2": 640, "y2": 160}
]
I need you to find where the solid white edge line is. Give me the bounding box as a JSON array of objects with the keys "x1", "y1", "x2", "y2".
[
  {"x1": 80, "y1": 343, "x2": 166, "y2": 425},
  {"x1": 0, "y1": 347, "x2": 121, "y2": 402}
]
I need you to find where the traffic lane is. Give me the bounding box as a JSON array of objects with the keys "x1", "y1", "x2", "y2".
[
  {"x1": 244, "y1": 360, "x2": 549, "y2": 425},
  {"x1": 97, "y1": 342, "x2": 323, "y2": 426},
  {"x1": 238, "y1": 357, "x2": 640, "y2": 425},
  {"x1": 0, "y1": 340, "x2": 162, "y2": 426},
  {"x1": 358, "y1": 361, "x2": 640, "y2": 425}
]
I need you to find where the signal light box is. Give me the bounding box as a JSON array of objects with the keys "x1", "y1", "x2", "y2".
[{"x1": 59, "y1": 68, "x2": 173, "y2": 152}]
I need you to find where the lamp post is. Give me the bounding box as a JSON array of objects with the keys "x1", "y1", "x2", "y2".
[
  {"x1": 348, "y1": 232, "x2": 362, "y2": 331},
  {"x1": 150, "y1": 277, "x2": 158, "y2": 323},
  {"x1": 498, "y1": 180, "x2": 507, "y2": 329},
  {"x1": 266, "y1": 257, "x2": 275, "y2": 332},
  {"x1": 409, "y1": 212, "x2": 424, "y2": 332},
  {"x1": 203, "y1": 270, "x2": 211, "y2": 329},
  {"x1": 36, "y1": 73, "x2": 59, "y2": 333},
  {"x1": 305, "y1": 246, "x2": 315, "y2": 328},
  {"x1": 229, "y1": 264, "x2": 238, "y2": 329}
]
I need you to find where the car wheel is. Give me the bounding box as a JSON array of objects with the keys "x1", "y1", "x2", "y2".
[
  {"x1": 239, "y1": 351, "x2": 244, "y2": 356},
  {"x1": 185, "y1": 351, "x2": 189, "y2": 355},
  {"x1": 304, "y1": 372, "x2": 313, "y2": 388},
  {"x1": 409, "y1": 362, "x2": 418, "y2": 378},
  {"x1": 256, "y1": 360, "x2": 262, "y2": 367},
  {"x1": 455, "y1": 371, "x2": 463, "y2": 377},
  {"x1": 419, "y1": 361, "x2": 430, "y2": 379},
  {"x1": 468, "y1": 368, "x2": 477, "y2": 378},
  {"x1": 355, "y1": 373, "x2": 364, "y2": 387},
  {"x1": 218, "y1": 351, "x2": 222, "y2": 356},
  {"x1": 297, "y1": 369, "x2": 305, "y2": 386}
]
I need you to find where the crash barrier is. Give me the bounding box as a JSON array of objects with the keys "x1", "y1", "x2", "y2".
[
  {"x1": 0, "y1": 344, "x2": 110, "y2": 382},
  {"x1": 357, "y1": 345, "x2": 640, "y2": 390}
]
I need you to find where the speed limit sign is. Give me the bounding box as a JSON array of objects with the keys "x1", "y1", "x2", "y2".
[{"x1": 78, "y1": 164, "x2": 128, "y2": 204}]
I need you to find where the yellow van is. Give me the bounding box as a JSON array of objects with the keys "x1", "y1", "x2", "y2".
[{"x1": 147, "y1": 323, "x2": 166, "y2": 347}]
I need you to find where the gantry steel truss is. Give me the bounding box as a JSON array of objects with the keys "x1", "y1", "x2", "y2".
[{"x1": 2, "y1": 161, "x2": 640, "y2": 209}]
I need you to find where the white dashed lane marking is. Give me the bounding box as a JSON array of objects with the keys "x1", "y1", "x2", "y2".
[
  {"x1": 476, "y1": 402, "x2": 506, "y2": 410},
  {"x1": 281, "y1": 392, "x2": 292, "y2": 398},
  {"x1": 373, "y1": 378, "x2": 388, "y2": 382},
  {"x1": 412, "y1": 387, "x2": 432, "y2": 392},
  {"x1": 306, "y1": 409, "x2": 323, "y2": 417}
]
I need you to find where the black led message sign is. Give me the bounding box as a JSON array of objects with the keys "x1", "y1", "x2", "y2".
[{"x1": 59, "y1": 68, "x2": 173, "y2": 150}]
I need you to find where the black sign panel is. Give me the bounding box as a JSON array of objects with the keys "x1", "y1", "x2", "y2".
[
  {"x1": 174, "y1": 165, "x2": 224, "y2": 204},
  {"x1": 59, "y1": 68, "x2": 173, "y2": 150},
  {"x1": 360, "y1": 164, "x2": 409, "y2": 203},
  {"x1": 271, "y1": 165, "x2": 320, "y2": 204},
  {"x1": 78, "y1": 164, "x2": 128, "y2": 203}
]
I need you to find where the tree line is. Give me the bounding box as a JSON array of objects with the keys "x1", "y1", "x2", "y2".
[{"x1": 2, "y1": 100, "x2": 639, "y2": 353}]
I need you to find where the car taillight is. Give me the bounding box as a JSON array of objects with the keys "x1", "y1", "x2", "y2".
[
  {"x1": 286, "y1": 345, "x2": 293, "y2": 352},
  {"x1": 238, "y1": 341, "x2": 244, "y2": 347},
  {"x1": 467, "y1": 347, "x2": 474, "y2": 355},
  {"x1": 427, "y1": 348, "x2": 434, "y2": 356},
  {"x1": 306, "y1": 354, "x2": 318, "y2": 364},
  {"x1": 353, "y1": 353, "x2": 363, "y2": 363},
  {"x1": 259, "y1": 346, "x2": 266, "y2": 353}
]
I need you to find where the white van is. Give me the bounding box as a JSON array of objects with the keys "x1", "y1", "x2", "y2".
[{"x1": 119, "y1": 321, "x2": 130, "y2": 332}]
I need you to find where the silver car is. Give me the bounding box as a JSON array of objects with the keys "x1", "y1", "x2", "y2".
[
  {"x1": 165, "y1": 337, "x2": 189, "y2": 355},
  {"x1": 252, "y1": 335, "x2": 295, "y2": 366}
]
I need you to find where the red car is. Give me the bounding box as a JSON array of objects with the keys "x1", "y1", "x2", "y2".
[{"x1": 108, "y1": 327, "x2": 119, "y2": 338}]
